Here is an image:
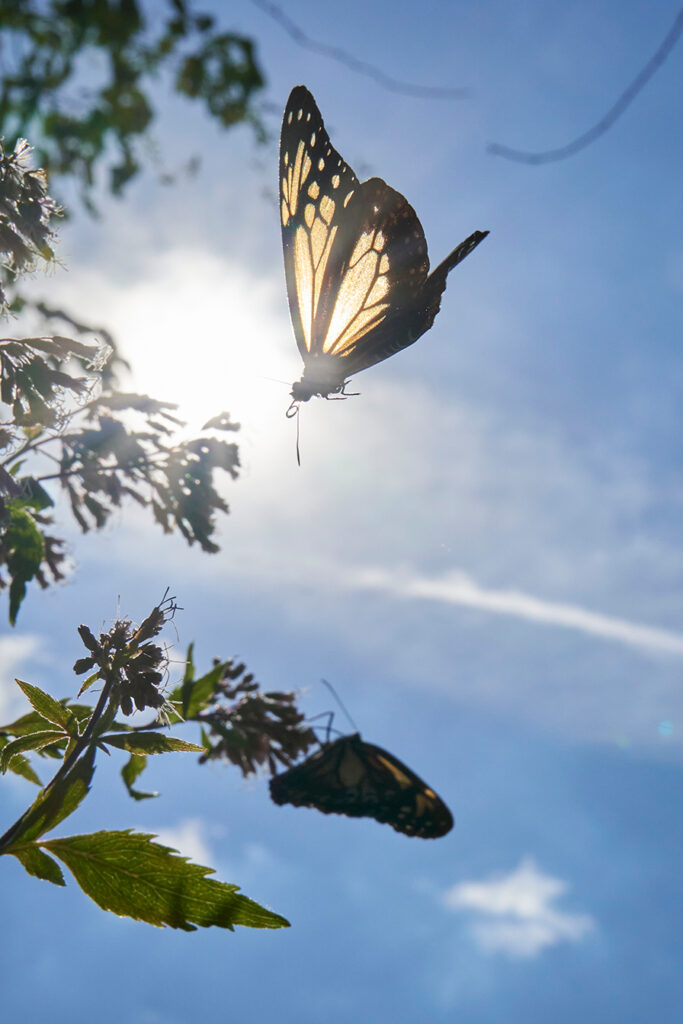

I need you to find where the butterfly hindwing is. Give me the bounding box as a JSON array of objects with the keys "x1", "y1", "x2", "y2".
[
  {"x1": 312, "y1": 177, "x2": 430, "y2": 364},
  {"x1": 269, "y1": 733, "x2": 453, "y2": 839}
]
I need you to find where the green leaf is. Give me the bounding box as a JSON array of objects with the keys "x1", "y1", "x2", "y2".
[
  {"x1": 3, "y1": 746, "x2": 95, "y2": 848},
  {"x1": 10, "y1": 844, "x2": 65, "y2": 886},
  {"x1": 77, "y1": 670, "x2": 101, "y2": 697},
  {"x1": 172, "y1": 658, "x2": 227, "y2": 719},
  {"x1": 1, "y1": 705, "x2": 87, "y2": 738},
  {"x1": 183, "y1": 643, "x2": 195, "y2": 681},
  {"x1": 0, "y1": 729, "x2": 66, "y2": 773},
  {"x1": 14, "y1": 679, "x2": 74, "y2": 729},
  {"x1": 5, "y1": 751, "x2": 42, "y2": 786},
  {"x1": 42, "y1": 830, "x2": 289, "y2": 931},
  {"x1": 101, "y1": 733, "x2": 204, "y2": 755},
  {"x1": 121, "y1": 752, "x2": 157, "y2": 801},
  {"x1": 3, "y1": 503, "x2": 45, "y2": 624},
  {"x1": 0, "y1": 709, "x2": 55, "y2": 739}
]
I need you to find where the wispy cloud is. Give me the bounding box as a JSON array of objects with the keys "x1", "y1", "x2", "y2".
[
  {"x1": 443, "y1": 857, "x2": 595, "y2": 958},
  {"x1": 350, "y1": 566, "x2": 683, "y2": 656}
]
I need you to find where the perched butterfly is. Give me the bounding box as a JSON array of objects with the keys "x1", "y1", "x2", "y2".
[
  {"x1": 280, "y1": 85, "x2": 488, "y2": 414},
  {"x1": 269, "y1": 732, "x2": 453, "y2": 839}
]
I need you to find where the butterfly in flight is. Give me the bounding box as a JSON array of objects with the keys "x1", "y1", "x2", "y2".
[
  {"x1": 269, "y1": 732, "x2": 453, "y2": 839},
  {"x1": 280, "y1": 85, "x2": 488, "y2": 416}
]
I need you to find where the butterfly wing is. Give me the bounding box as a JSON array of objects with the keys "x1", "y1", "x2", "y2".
[
  {"x1": 280, "y1": 86, "x2": 488, "y2": 398},
  {"x1": 331, "y1": 226, "x2": 489, "y2": 378},
  {"x1": 269, "y1": 733, "x2": 453, "y2": 839},
  {"x1": 280, "y1": 86, "x2": 360, "y2": 365},
  {"x1": 309, "y1": 176, "x2": 430, "y2": 361}
]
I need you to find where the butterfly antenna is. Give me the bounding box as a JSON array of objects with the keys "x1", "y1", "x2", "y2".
[
  {"x1": 307, "y1": 709, "x2": 338, "y2": 743},
  {"x1": 320, "y1": 679, "x2": 358, "y2": 733},
  {"x1": 295, "y1": 404, "x2": 301, "y2": 466}
]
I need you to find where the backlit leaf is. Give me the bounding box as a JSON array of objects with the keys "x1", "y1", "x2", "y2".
[
  {"x1": 42, "y1": 830, "x2": 289, "y2": 931},
  {"x1": 101, "y1": 733, "x2": 204, "y2": 755},
  {"x1": 11, "y1": 844, "x2": 65, "y2": 886}
]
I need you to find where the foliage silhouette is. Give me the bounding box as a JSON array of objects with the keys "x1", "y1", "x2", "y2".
[
  {"x1": 0, "y1": 0, "x2": 266, "y2": 210},
  {"x1": 0, "y1": 590, "x2": 316, "y2": 929},
  {"x1": 0, "y1": 139, "x2": 241, "y2": 623}
]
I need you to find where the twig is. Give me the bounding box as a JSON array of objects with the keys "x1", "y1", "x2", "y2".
[
  {"x1": 250, "y1": 0, "x2": 469, "y2": 99},
  {"x1": 488, "y1": 6, "x2": 683, "y2": 164}
]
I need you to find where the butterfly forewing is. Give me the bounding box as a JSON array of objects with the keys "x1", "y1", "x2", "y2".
[
  {"x1": 269, "y1": 733, "x2": 453, "y2": 839},
  {"x1": 280, "y1": 86, "x2": 359, "y2": 361}
]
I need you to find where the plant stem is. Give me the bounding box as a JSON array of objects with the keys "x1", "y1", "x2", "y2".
[{"x1": 0, "y1": 674, "x2": 116, "y2": 853}]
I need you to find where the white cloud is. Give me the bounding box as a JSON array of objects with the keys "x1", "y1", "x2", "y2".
[
  {"x1": 153, "y1": 818, "x2": 214, "y2": 866},
  {"x1": 443, "y1": 857, "x2": 595, "y2": 959},
  {"x1": 350, "y1": 565, "x2": 683, "y2": 657},
  {"x1": 0, "y1": 634, "x2": 46, "y2": 721}
]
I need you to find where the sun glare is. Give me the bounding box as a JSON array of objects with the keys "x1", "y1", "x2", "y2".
[{"x1": 68, "y1": 248, "x2": 298, "y2": 441}]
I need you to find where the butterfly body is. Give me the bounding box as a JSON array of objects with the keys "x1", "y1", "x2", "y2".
[
  {"x1": 269, "y1": 732, "x2": 454, "y2": 839},
  {"x1": 280, "y1": 86, "x2": 488, "y2": 409}
]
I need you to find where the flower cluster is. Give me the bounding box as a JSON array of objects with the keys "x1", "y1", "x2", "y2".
[
  {"x1": 73, "y1": 594, "x2": 176, "y2": 715},
  {"x1": 197, "y1": 661, "x2": 317, "y2": 776}
]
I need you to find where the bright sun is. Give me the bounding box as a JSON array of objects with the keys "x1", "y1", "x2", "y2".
[{"x1": 61, "y1": 247, "x2": 300, "y2": 441}]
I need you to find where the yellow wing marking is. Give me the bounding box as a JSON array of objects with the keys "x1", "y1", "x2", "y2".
[
  {"x1": 375, "y1": 753, "x2": 412, "y2": 787},
  {"x1": 282, "y1": 139, "x2": 312, "y2": 222},
  {"x1": 415, "y1": 793, "x2": 434, "y2": 816},
  {"x1": 322, "y1": 227, "x2": 391, "y2": 356},
  {"x1": 290, "y1": 182, "x2": 343, "y2": 351}
]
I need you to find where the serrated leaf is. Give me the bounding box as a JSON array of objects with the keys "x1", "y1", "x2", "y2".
[
  {"x1": 184, "y1": 643, "x2": 195, "y2": 682},
  {"x1": 101, "y1": 733, "x2": 204, "y2": 755},
  {"x1": 5, "y1": 504, "x2": 44, "y2": 624},
  {"x1": 10, "y1": 844, "x2": 65, "y2": 885},
  {"x1": 121, "y1": 752, "x2": 157, "y2": 801},
  {"x1": 3, "y1": 746, "x2": 95, "y2": 848},
  {"x1": 15, "y1": 679, "x2": 73, "y2": 729},
  {"x1": 0, "y1": 729, "x2": 66, "y2": 773},
  {"x1": 171, "y1": 659, "x2": 227, "y2": 719},
  {"x1": 5, "y1": 751, "x2": 42, "y2": 786},
  {"x1": 77, "y1": 670, "x2": 101, "y2": 697},
  {"x1": 42, "y1": 830, "x2": 289, "y2": 931},
  {"x1": 0, "y1": 708, "x2": 54, "y2": 737}
]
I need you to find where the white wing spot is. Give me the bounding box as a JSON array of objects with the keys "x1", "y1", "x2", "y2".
[
  {"x1": 318, "y1": 158, "x2": 325, "y2": 171},
  {"x1": 331, "y1": 174, "x2": 340, "y2": 189}
]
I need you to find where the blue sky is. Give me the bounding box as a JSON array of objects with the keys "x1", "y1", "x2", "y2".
[{"x1": 2, "y1": 1, "x2": 682, "y2": 1020}]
